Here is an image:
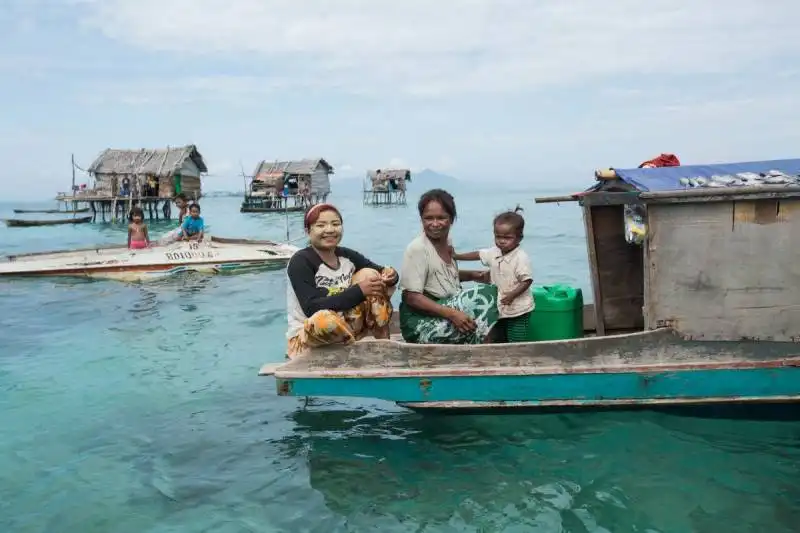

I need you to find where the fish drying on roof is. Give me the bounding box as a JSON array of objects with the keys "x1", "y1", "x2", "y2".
[{"x1": 679, "y1": 170, "x2": 800, "y2": 189}]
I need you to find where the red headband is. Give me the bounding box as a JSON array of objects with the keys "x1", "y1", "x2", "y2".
[{"x1": 304, "y1": 203, "x2": 342, "y2": 229}]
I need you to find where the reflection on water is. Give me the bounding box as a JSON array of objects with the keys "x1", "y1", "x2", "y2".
[{"x1": 283, "y1": 402, "x2": 800, "y2": 532}]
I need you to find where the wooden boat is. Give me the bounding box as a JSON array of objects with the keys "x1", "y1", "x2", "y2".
[
  {"x1": 0, "y1": 236, "x2": 299, "y2": 282},
  {"x1": 260, "y1": 157, "x2": 800, "y2": 412},
  {"x1": 13, "y1": 208, "x2": 90, "y2": 214},
  {"x1": 263, "y1": 323, "x2": 800, "y2": 411},
  {"x1": 4, "y1": 216, "x2": 93, "y2": 227}
]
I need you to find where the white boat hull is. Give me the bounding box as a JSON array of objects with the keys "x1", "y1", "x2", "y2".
[{"x1": 0, "y1": 236, "x2": 298, "y2": 282}]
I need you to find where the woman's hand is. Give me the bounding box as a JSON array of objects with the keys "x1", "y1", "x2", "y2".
[
  {"x1": 380, "y1": 267, "x2": 398, "y2": 286},
  {"x1": 446, "y1": 309, "x2": 477, "y2": 333},
  {"x1": 358, "y1": 277, "x2": 386, "y2": 298}
]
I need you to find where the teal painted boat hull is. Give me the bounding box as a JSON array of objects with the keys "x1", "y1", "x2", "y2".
[
  {"x1": 268, "y1": 328, "x2": 800, "y2": 411},
  {"x1": 277, "y1": 365, "x2": 800, "y2": 406}
]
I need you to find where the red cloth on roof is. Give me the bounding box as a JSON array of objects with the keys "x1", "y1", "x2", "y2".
[{"x1": 638, "y1": 153, "x2": 680, "y2": 168}]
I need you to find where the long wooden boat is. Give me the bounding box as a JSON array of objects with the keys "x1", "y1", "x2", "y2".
[
  {"x1": 4, "y1": 216, "x2": 93, "y2": 227},
  {"x1": 261, "y1": 309, "x2": 800, "y2": 411},
  {"x1": 0, "y1": 236, "x2": 299, "y2": 282},
  {"x1": 13, "y1": 208, "x2": 90, "y2": 214},
  {"x1": 260, "y1": 157, "x2": 800, "y2": 413}
]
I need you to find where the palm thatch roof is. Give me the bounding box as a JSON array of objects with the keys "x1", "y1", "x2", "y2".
[
  {"x1": 368, "y1": 168, "x2": 411, "y2": 181},
  {"x1": 253, "y1": 158, "x2": 334, "y2": 179},
  {"x1": 87, "y1": 145, "x2": 208, "y2": 177}
]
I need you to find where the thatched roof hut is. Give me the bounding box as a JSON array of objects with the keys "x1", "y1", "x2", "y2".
[
  {"x1": 367, "y1": 168, "x2": 411, "y2": 191},
  {"x1": 87, "y1": 144, "x2": 207, "y2": 199},
  {"x1": 252, "y1": 158, "x2": 334, "y2": 195}
]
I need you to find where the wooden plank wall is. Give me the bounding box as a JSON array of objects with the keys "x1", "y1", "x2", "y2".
[
  {"x1": 646, "y1": 198, "x2": 800, "y2": 341},
  {"x1": 586, "y1": 205, "x2": 645, "y2": 332}
]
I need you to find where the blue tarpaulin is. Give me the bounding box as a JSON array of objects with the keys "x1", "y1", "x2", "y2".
[{"x1": 612, "y1": 159, "x2": 800, "y2": 192}]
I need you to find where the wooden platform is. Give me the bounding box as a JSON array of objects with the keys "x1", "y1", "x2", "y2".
[
  {"x1": 240, "y1": 193, "x2": 326, "y2": 214},
  {"x1": 363, "y1": 189, "x2": 407, "y2": 206},
  {"x1": 55, "y1": 195, "x2": 175, "y2": 223}
]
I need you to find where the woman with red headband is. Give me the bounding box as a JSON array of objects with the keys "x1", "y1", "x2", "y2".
[{"x1": 285, "y1": 203, "x2": 399, "y2": 358}]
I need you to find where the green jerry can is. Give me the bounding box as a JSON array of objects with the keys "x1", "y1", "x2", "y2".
[{"x1": 527, "y1": 285, "x2": 584, "y2": 341}]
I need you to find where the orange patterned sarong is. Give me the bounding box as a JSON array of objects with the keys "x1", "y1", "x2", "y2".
[{"x1": 286, "y1": 267, "x2": 395, "y2": 358}]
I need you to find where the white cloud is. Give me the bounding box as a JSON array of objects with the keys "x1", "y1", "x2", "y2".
[
  {"x1": 68, "y1": 0, "x2": 800, "y2": 97},
  {"x1": 387, "y1": 157, "x2": 407, "y2": 169},
  {"x1": 76, "y1": 75, "x2": 286, "y2": 105}
]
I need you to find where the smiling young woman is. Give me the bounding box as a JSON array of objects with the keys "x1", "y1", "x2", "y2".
[{"x1": 284, "y1": 203, "x2": 399, "y2": 358}]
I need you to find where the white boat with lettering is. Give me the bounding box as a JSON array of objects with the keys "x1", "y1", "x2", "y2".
[{"x1": 0, "y1": 236, "x2": 299, "y2": 281}]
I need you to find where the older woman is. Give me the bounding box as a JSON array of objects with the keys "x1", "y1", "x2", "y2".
[
  {"x1": 399, "y1": 189, "x2": 499, "y2": 344},
  {"x1": 285, "y1": 203, "x2": 399, "y2": 358}
]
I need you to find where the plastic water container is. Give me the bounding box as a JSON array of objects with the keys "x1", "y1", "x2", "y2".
[{"x1": 527, "y1": 285, "x2": 584, "y2": 341}]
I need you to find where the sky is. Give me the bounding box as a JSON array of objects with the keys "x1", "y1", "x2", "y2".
[{"x1": 2, "y1": 0, "x2": 800, "y2": 199}]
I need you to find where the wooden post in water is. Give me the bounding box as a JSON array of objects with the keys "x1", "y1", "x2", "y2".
[{"x1": 71, "y1": 153, "x2": 77, "y2": 213}]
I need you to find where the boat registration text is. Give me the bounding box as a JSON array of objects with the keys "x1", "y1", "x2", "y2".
[{"x1": 165, "y1": 251, "x2": 217, "y2": 261}]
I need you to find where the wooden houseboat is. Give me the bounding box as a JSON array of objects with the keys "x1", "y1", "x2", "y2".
[
  {"x1": 56, "y1": 145, "x2": 207, "y2": 222},
  {"x1": 363, "y1": 168, "x2": 411, "y2": 206},
  {"x1": 241, "y1": 158, "x2": 333, "y2": 213},
  {"x1": 261, "y1": 158, "x2": 800, "y2": 412}
]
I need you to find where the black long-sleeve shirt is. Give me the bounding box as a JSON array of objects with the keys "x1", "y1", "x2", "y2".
[{"x1": 285, "y1": 246, "x2": 395, "y2": 339}]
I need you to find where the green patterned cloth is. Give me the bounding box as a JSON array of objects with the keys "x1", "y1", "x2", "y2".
[
  {"x1": 399, "y1": 284, "x2": 500, "y2": 344},
  {"x1": 496, "y1": 311, "x2": 532, "y2": 343}
]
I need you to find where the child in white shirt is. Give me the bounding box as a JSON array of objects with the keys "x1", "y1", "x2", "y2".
[{"x1": 453, "y1": 206, "x2": 534, "y2": 342}]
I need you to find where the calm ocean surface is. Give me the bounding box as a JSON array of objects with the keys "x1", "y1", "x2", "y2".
[{"x1": 1, "y1": 187, "x2": 799, "y2": 532}]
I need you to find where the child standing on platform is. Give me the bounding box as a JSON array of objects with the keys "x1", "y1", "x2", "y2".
[{"x1": 453, "y1": 206, "x2": 534, "y2": 342}]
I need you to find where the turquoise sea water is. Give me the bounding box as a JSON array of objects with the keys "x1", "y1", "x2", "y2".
[{"x1": 1, "y1": 188, "x2": 800, "y2": 532}]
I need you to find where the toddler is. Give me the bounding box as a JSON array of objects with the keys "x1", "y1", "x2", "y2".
[{"x1": 453, "y1": 206, "x2": 533, "y2": 342}]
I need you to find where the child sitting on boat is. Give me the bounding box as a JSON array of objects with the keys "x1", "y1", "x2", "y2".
[
  {"x1": 180, "y1": 203, "x2": 205, "y2": 242},
  {"x1": 453, "y1": 206, "x2": 534, "y2": 342},
  {"x1": 127, "y1": 207, "x2": 150, "y2": 250},
  {"x1": 155, "y1": 194, "x2": 193, "y2": 246}
]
